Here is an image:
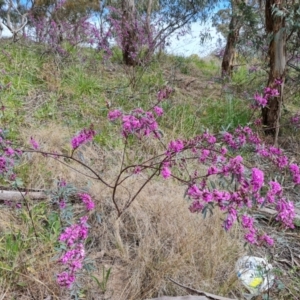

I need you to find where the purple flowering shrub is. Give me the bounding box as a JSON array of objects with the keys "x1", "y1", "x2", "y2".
[
  {"x1": 108, "y1": 7, "x2": 172, "y2": 65},
  {"x1": 105, "y1": 88, "x2": 298, "y2": 248},
  {"x1": 3, "y1": 84, "x2": 297, "y2": 293},
  {"x1": 49, "y1": 179, "x2": 95, "y2": 289},
  {"x1": 28, "y1": 1, "x2": 111, "y2": 56},
  {"x1": 0, "y1": 129, "x2": 22, "y2": 184}
]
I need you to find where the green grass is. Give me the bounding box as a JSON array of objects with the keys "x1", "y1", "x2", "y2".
[{"x1": 200, "y1": 95, "x2": 252, "y2": 131}]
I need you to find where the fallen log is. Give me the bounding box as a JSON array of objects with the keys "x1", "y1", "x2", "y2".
[
  {"x1": 0, "y1": 190, "x2": 47, "y2": 201},
  {"x1": 259, "y1": 207, "x2": 300, "y2": 224}
]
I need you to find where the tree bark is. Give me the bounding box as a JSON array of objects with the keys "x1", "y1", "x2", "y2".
[
  {"x1": 221, "y1": 0, "x2": 243, "y2": 77},
  {"x1": 262, "y1": 0, "x2": 286, "y2": 140},
  {"x1": 121, "y1": 0, "x2": 137, "y2": 66},
  {"x1": 146, "y1": 0, "x2": 153, "y2": 37}
]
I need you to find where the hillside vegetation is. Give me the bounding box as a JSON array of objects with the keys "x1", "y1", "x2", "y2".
[{"x1": 0, "y1": 39, "x2": 300, "y2": 300}]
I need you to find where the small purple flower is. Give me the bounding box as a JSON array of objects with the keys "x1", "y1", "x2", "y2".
[
  {"x1": 167, "y1": 139, "x2": 184, "y2": 154},
  {"x1": 254, "y1": 92, "x2": 267, "y2": 107},
  {"x1": 241, "y1": 215, "x2": 254, "y2": 229},
  {"x1": 30, "y1": 137, "x2": 39, "y2": 150},
  {"x1": 15, "y1": 203, "x2": 22, "y2": 209},
  {"x1": 251, "y1": 168, "x2": 264, "y2": 192},
  {"x1": 244, "y1": 231, "x2": 257, "y2": 244},
  {"x1": 108, "y1": 109, "x2": 122, "y2": 121},
  {"x1": 290, "y1": 163, "x2": 300, "y2": 175},
  {"x1": 57, "y1": 271, "x2": 75, "y2": 288},
  {"x1": 78, "y1": 193, "x2": 95, "y2": 211},
  {"x1": 133, "y1": 166, "x2": 141, "y2": 174},
  {"x1": 269, "y1": 181, "x2": 282, "y2": 195},
  {"x1": 71, "y1": 128, "x2": 95, "y2": 149},
  {"x1": 260, "y1": 234, "x2": 274, "y2": 246},
  {"x1": 276, "y1": 155, "x2": 288, "y2": 169},
  {"x1": 154, "y1": 106, "x2": 164, "y2": 116},
  {"x1": 162, "y1": 165, "x2": 171, "y2": 179},
  {"x1": 59, "y1": 179, "x2": 67, "y2": 187},
  {"x1": 5, "y1": 147, "x2": 14, "y2": 156},
  {"x1": 189, "y1": 200, "x2": 204, "y2": 213},
  {"x1": 207, "y1": 166, "x2": 219, "y2": 175},
  {"x1": 59, "y1": 200, "x2": 66, "y2": 209},
  {"x1": 276, "y1": 198, "x2": 295, "y2": 228}
]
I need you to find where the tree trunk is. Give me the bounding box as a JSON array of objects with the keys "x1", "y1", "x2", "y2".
[
  {"x1": 146, "y1": 0, "x2": 153, "y2": 37},
  {"x1": 221, "y1": 0, "x2": 242, "y2": 77},
  {"x1": 121, "y1": 0, "x2": 137, "y2": 66},
  {"x1": 262, "y1": 0, "x2": 286, "y2": 139}
]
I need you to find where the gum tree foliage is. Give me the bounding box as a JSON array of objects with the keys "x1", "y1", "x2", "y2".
[{"x1": 30, "y1": 0, "x2": 100, "y2": 20}]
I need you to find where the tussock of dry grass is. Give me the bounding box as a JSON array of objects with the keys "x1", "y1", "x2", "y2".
[{"x1": 91, "y1": 179, "x2": 244, "y2": 300}]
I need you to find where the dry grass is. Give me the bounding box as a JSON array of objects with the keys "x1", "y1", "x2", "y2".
[{"x1": 92, "y1": 179, "x2": 244, "y2": 300}]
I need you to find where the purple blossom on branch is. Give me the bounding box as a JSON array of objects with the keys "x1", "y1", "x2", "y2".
[{"x1": 71, "y1": 128, "x2": 95, "y2": 149}]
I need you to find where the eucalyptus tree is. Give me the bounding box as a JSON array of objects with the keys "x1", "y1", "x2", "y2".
[
  {"x1": 213, "y1": 0, "x2": 261, "y2": 77},
  {"x1": 262, "y1": 0, "x2": 300, "y2": 141},
  {"x1": 262, "y1": 0, "x2": 286, "y2": 139},
  {"x1": 0, "y1": 0, "x2": 30, "y2": 41}
]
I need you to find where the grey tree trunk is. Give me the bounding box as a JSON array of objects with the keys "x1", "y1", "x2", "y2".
[
  {"x1": 262, "y1": 0, "x2": 286, "y2": 141},
  {"x1": 121, "y1": 0, "x2": 137, "y2": 66},
  {"x1": 221, "y1": 0, "x2": 242, "y2": 77}
]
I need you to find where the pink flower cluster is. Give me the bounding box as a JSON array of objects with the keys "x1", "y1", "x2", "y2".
[
  {"x1": 223, "y1": 126, "x2": 260, "y2": 150},
  {"x1": 168, "y1": 126, "x2": 297, "y2": 245},
  {"x1": 276, "y1": 198, "x2": 296, "y2": 228},
  {"x1": 59, "y1": 216, "x2": 89, "y2": 247},
  {"x1": 291, "y1": 113, "x2": 300, "y2": 129},
  {"x1": 78, "y1": 193, "x2": 95, "y2": 211},
  {"x1": 290, "y1": 163, "x2": 300, "y2": 184},
  {"x1": 254, "y1": 92, "x2": 268, "y2": 107},
  {"x1": 157, "y1": 86, "x2": 173, "y2": 101},
  {"x1": 251, "y1": 168, "x2": 264, "y2": 192},
  {"x1": 57, "y1": 194, "x2": 95, "y2": 288},
  {"x1": 167, "y1": 139, "x2": 184, "y2": 154},
  {"x1": 71, "y1": 128, "x2": 95, "y2": 149},
  {"x1": 108, "y1": 108, "x2": 162, "y2": 138},
  {"x1": 0, "y1": 130, "x2": 21, "y2": 182},
  {"x1": 221, "y1": 126, "x2": 288, "y2": 170},
  {"x1": 241, "y1": 215, "x2": 274, "y2": 246},
  {"x1": 108, "y1": 109, "x2": 122, "y2": 121},
  {"x1": 30, "y1": 137, "x2": 39, "y2": 150},
  {"x1": 253, "y1": 80, "x2": 281, "y2": 108},
  {"x1": 154, "y1": 106, "x2": 164, "y2": 116},
  {"x1": 162, "y1": 163, "x2": 171, "y2": 179},
  {"x1": 256, "y1": 145, "x2": 288, "y2": 169}
]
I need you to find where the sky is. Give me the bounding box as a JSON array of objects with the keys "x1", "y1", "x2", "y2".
[{"x1": 166, "y1": 22, "x2": 224, "y2": 57}]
